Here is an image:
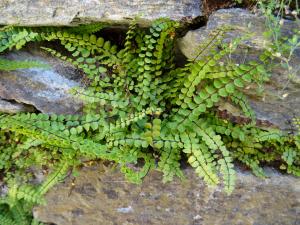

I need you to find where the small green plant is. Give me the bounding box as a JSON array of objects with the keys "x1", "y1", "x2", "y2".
[
  {"x1": 294, "y1": 118, "x2": 300, "y2": 149},
  {"x1": 258, "y1": 0, "x2": 300, "y2": 96},
  {"x1": 0, "y1": 19, "x2": 299, "y2": 224}
]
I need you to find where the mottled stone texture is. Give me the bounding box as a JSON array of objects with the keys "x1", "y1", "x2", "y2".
[
  {"x1": 33, "y1": 164, "x2": 300, "y2": 225},
  {"x1": 0, "y1": 0, "x2": 202, "y2": 26},
  {"x1": 0, "y1": 46, "x2": 83, "y2": 114},
  {"x1": 0, "y1": 99, "x2": 35, "y2": 113},
  {"x1": 178, "y1": 8, "x2": 300, "y2": 131}
]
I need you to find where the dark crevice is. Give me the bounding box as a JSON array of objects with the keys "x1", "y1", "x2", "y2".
[
  {"x1": 202, "y1": 0, "x2": 238, "y2": 17},
  {"x1": 0, "y1": 98, "x2": 40, "y2": 113},
  {"x1": 95, "y1": 27, "x2": 127, "y2": 48},
  {"x1": 187, "y1": 16, "x2": 208, "y2": 30},
  {"x1": 177, "y1": 16, "x2": 208, "y2": 38}
]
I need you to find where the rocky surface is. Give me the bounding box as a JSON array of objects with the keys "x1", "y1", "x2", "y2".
[
  {"x1": 0, "y1": 0, "x2": 202, "y2": 26},
  {"x1": 0, "y1": 5, "x2": 298, "y2": 225},
  {"x1": 178, "y1": 8, "x2": 299, "y2": 58},
  {"x1": 0, "y1": 98, "x2": 36, "y2": 113},
  {"x1": 33, "y1": 163, "x2": 300, "y2": 225},
  {"x1": 0, "y1": 46, "x2": 83, "y2": 114},
  {"x1": 178, "y1": 8, "x2": 300, "y2": 131}
]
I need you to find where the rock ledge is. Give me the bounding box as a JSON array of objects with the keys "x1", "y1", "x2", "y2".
[
  {"x1": 0, "y1": 0, "x2": 202, "y2": 26},
  {"x1": 34, "y1": 164, "x2": 300, "y2": 225}
]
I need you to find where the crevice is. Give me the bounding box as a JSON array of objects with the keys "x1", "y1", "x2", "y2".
[
  {"x1": 187, "y1": 16, "x2": 208, "y2": 30},
  {"x1": 0, "y1": 98, "x2": 40, "y2": 113},
  {"x1": 95, "y1": 27, "x2": 128, "y2": 48},
  {"x1": 177, "y1": 15, "x2": 208, "y2": 38}
]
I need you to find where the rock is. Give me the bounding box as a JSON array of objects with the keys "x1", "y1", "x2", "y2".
[
  {"x1": 33, "y1": 164, "x2": 300, "y2": 225},
  {"x1": 178, "y1": 8, "x2": 300, "y2": 131},
  {"x1": 178, "y1": 8, "x2": 268, "y2": 57},
  {"x1": 0, "y1": 45, "x2": 83, "y2": 114},
  {"x1": 0, "y1": 0, "x2": 202, "y2": 26},
  {"x1": 0, "y1": 98, "x2": 35, "y2": 113}
]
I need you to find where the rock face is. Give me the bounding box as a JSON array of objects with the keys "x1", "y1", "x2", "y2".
[
  {"x1": 179, "y1": 8, "x2": 269, "y2": 57},
  {"x1": 0, "y1": 46, "x2": 83, "y2": 114},
  {"x1": 0, "y1": 99, "x2": 35, "y2": 114},
  {"x1": 178, "y1": 8, "x2": 300, "y2": 131},
  {"x1": 0, "y1": 0, "x2": 202, "y2": 26},
  {"x1": 33, "y1": 164, "x2": 300, "y2": 225}
]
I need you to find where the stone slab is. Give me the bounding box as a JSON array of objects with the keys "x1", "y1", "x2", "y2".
[
  {"x1": 33, "y1": 164, "x2": 300, "y2": 225},
  {"x1": 0, "y1": 46, "x2": 83, "y2": 114},
  {"x1": 0, "y1": 0, "x2": 202, "y2": 26}
]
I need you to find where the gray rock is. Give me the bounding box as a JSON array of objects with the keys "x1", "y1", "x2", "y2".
[
  {"x1": 0, "y1": 0, "x2": 202, "y2": 26},
  {"x1": 0, "y1": 98, "x2": 35, "y2": 113},
  {"x1": 33, "y1": 164, "x2": 300, "y2": 225},
  {"x1": 178, "y1": 8, "x2": 300, "y2": 131},
  {"x1": 0, "y1": 47, "x2": 83, "y2": 114},
  {"x1": 178, "y1": 8, "x2": 269, "y2": 58}
]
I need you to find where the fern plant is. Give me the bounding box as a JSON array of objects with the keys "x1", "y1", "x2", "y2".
[
  {"x1": 0, "y1": 58, "x2": 47, "y2": 71},
  {"x1": 293, "y1": 118, "x2": 300, "y2": 162},
  {"x1": 0, "y1": 19, "x2": 299, "y2": 224}
]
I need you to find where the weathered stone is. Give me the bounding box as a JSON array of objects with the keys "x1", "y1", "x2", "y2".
[
  {"x1": 0, "y1": 46, "x2": 83, "y2": 114},
  {"x1": 0, "y1": 0, "x2": 202, "y2": 26},
  {"x1": 178, "y1": 8, "x2": 300, "y2": 131},
  {"x1": 33, "y1": 164, "x2": 300, "y2": 225},
  {"x1": 178, "y1": 8, "x2": 300, "y2": 57},
  {"x1": 0, "y1": 98, "x2": 35, "y2": 113}
]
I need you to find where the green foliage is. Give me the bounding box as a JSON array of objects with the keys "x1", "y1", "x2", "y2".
[
  {"x1": 259, "y1": 0, "x2": 300, "y2": 96},
  {"x1": 0, "y1": 58, "x2": 48, "y2": 71},
  {"x1": 0, "y1": 160, "x2": 71, "y2": 225},
  {"x1": 0, "y1": 18, "x2": 299, "y2": 224},
  {"x1": 293, "y1": 118, "x2": 300, "y2": 158}
]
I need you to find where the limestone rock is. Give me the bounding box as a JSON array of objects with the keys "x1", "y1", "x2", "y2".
[
  {"x1": 0, "y1": 98, "x2": 35, "y2": 113},
  {"x1": 33, "y1": 164, "x2": 300, "y2": 225},
  {"x1": 178, "y1": 8, "x2": 300, "y2": 131},
  {"x1": 0, "y1": 46, "x2": 83, "y2": 114},
  {"x1": 0, "y1": 0, "x2": 202, "y2": 26}
]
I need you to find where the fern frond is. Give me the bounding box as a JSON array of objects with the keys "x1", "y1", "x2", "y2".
[
  {"x1": 229, "y1": 90, "x2": 256, "y2": 121},
  {"x1": 189, "y1": 27, "x2": 231, "y2": 62},
  {"x1": 64, "y1": 23, "x2": 107, "y2": 34},
  {"x1": 15, "y1": 186, "x2": 45, "y2": 205},
  {"x1": 1, "y1": 19, "x2": 299, "y2": 222},
  {"x1": 9, "y1": 203, "x2": 30, "y2": 225},
  {"x1": 120, "y1": 152, "x2": 154, "y2": 184},
  {"x1": 156, "y1": 136, "x2": 184, "y2": 183},
  {"x1": 0, "y1": 213, "x2": 15, "y2": 225},
  {"x1": 193, "y1": 121, "x2": 235, "y2": 194},
  {"x1": 0, "y1": 58, "x2": 48, "y2": 71},
  {"x1": 0, "y1": 27, "x2": 38, "y2": 52},
  {"x1": 238, "y1": 155, "x2": 267, "y2": 178},
  {"x1": 37, "y1": 160, "x2": 71, "y2": 195},
  {"x1": 183, "y1": 133, "x2": 219, "y2": 186}
]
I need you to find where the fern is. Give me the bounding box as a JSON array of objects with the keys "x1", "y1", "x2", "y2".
[
  {"x1": 0, "y1": 18, "x2": 299, "y2": 224},
  {"x1": 0, "y1": 58, "x2": 48, "y2": 71}
]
